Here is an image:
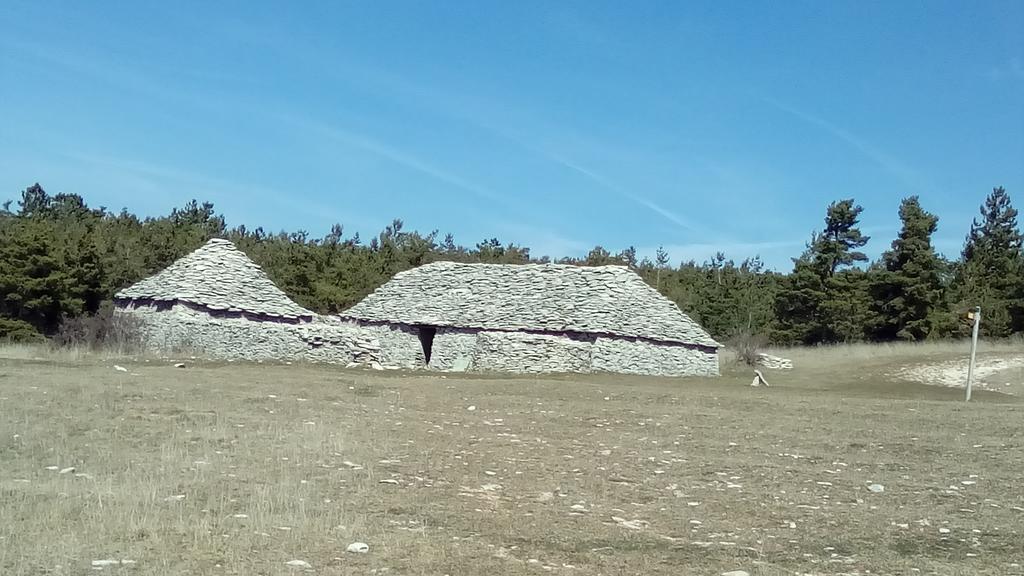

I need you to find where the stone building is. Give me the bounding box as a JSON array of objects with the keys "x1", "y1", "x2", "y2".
[
  {"x1": 340, "y1": 261, "x2": 721, "y2": 376},
  {"x1": 114, "y1": 238, "x2": 379, "y2": 364}
]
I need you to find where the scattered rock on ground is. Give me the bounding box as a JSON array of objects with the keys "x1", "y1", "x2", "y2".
[
  {"x1": 611, "y1": 516, "x2": 649, "y2": 530},
  {"x1": 285, "y1": 560, "x2": 312, "y2": 568},
  {"x1": 58, "y1": 467, "x2": 75, "y2": 474},
  {"x1": 722, "y1": 571, "x2": 751, "y2": 576},
  {"x1": 868, "y1": 483, "x2": 885, "y2": 493},
  {"x1": 346, "y1": 542, "x2": 369, "y2": 553},
  {"x1": 92, "y1": 559, "x2": 135, "y2": 568},
  {"x1": 757, "y1": 353, "x2": 793, "y2": 370},
  {"x1": 113, "y1": 365, "x2": 128, "y2": 372},
  {"x1": 173, "y1": 363, "x2": 186, "y2": 368}
]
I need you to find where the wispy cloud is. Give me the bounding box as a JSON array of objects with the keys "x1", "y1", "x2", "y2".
[
  {"x1": 63, "y1": 151, "x2": 339, "y2": 225},
  {"x1": 283, "y1": 116, "x2": 509, "y2": 207},
  {"x1": 763, "y1": 97, "x2": 928, "y2": 192},
  {"x1": 532, "y1": 150, "x2": 704, "y2": 233},
  {"x1": 278, "y1": 56, "x2": 705, "y2": 234},
  {"x1": 470, "y1": 118, "x2": 707, "y2": 234},
  {"x1": 2, "y1": 37, "x2": 220, "y2": 113}
]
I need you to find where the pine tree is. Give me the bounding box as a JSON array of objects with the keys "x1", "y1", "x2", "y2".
[
  {"x1": 774, "y1": 199, "x2": 871, "y2": 343},
  {"x1": 812, "y1": 200, "x2": 870, "y2": 277},
  {"x1": 869, "y1": 197, "x2": 948, "y2": 340},
  {"x1": 0, "y1": 221, "x2": 67, "y2": 334},
  {"x1": 654, "y1": 246, "x2": 670, "y2": 291},
  {"x1": 954, "y1": 187, "x2": 1023, "y2": 336}
]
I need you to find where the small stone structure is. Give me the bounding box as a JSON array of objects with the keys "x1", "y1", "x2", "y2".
[
  {"x1": 756, "y1": 353, "x2": 793, "y2": 370},
  {"x1": 340, "y1": 261, "x2": 721, "y2": 376},
  {"x1": 115, "y1": 239, "x2": 380, "y2": 364}
]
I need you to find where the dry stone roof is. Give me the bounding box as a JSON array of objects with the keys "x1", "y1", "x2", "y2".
[
  {"x1": 115, "y1": 238, "x2": 313, "y2": 320},
  {"x1": 342, "y1": 261, "x2": 720, "y2": 348}
]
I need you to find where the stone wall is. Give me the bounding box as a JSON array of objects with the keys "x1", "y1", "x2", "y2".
[
  {"x1": 757, "y1": 353, "x2": 793, "y2": 370},
  {"x1": 359, "y1": 323, "x2": 425, "y2": 369},
  {"x1": 357, "y1": 320, "x2": 719, "y2": 377},
  {"x1": 430, "y1": 328, "x2": 478, "y2": 371},
  {"x1": 592, "y1": 336, "x2": 719, "y2": 377},
  {"x1": 118, "y1": 302, "x2": 379, "y2": 364},
  {"x1": 472, "y1": 331, "x2": 594, "y2": 374}
]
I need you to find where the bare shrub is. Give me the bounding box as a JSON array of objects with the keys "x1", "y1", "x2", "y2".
[
  {"x1": 730, "y1": 330, "x2": 767, "y2": 367},
  {"x1": 53, "y1": 303, "x2": 143, "y2": 353}
]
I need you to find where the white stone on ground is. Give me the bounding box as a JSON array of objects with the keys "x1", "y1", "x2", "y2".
[
  {"x1": 346, "y1": 542, "x2": 369, "y2": 553},
  {"x1": 92, "y1": 560, "x2": 135, "y2": 567},
  {"x1": 611, "y1": 516, "x2": 649, "y2": 530},
  {"x1": 285, "y1": 560, "x2": 312, "y2": 568}
]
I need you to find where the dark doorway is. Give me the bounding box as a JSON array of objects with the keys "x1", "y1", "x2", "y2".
[{"x1": 417, "y1": 326, "x2": 437, "y2": 365}]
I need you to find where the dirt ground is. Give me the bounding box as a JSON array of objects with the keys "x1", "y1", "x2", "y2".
[{"x1": 1, "y1": 346, "x2": 1023, "y2": 575}]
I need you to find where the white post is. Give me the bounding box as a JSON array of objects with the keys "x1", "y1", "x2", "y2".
[{"x1": 965, "y1": 306, "x2": 981, "y2": 402}]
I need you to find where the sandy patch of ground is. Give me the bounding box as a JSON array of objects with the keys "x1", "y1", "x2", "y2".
[{"x1": 896, "y1": 355, "x2": 1024, "y2": 393}]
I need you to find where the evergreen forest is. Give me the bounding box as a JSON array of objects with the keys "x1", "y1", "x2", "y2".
[{"x1": 2, "y1": 183, "x2": 1022, "y2": 345}]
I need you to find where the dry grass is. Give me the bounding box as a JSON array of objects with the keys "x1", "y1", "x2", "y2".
[
  {"x1": 755, "y1": 339, "x2": 1023, "y2": 367},
  {"x1": 1, "y1": 344, "x2": 1023, "y2": 575},
  {"x1": 0, "y1": 343, "x2": 151, "y2": 363}
]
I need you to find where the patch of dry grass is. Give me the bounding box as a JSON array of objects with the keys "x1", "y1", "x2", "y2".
[
  {"x1": 1, "y1": 345, "x2": 1022, "y2": 575},
  {"x1": 0, "y1": 343, "x2": 154, "y2": 363},
  {"x1": 755, "y1": 338, "x2": 1023, "y2": 368}
]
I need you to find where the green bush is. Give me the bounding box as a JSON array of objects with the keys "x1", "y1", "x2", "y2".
[{"x1": 0, "y1": 318, "x2": 45, "y2": 343}]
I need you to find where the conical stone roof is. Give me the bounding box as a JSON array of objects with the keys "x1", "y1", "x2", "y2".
[
  {"x1": 116, "y1": 238, "x2": 313, "y2": 320},
  {"x1": 342, "y1": 261, "x2": 720, "y2": 348}
]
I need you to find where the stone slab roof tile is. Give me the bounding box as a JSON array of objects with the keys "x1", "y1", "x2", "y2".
[
  {"x1": 115, "y1": 238, "x2": 312, "y2": 320},
  {"x1": 341, "y1": 261, "x2": 720, "y2": 348}
]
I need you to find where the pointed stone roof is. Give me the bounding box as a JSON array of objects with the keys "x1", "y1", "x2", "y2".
[
  {"x1": 115, "y1": 238, "x2": 313, "y2": 320},
  {"x1": 342, "y1": 261, "x2": 720, "y2": 348}
]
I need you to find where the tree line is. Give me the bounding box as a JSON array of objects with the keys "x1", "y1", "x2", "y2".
[{"x1": 1, "y1": 183, "x2": 1021, "y2": 345}]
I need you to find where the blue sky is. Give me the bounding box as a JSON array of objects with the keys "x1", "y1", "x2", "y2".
[{"x1": 2, "y1": 1, "x2": 1022, "y2": 269}]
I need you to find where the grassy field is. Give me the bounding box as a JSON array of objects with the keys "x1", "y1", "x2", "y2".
[{"x1": 1, "y1": 343, "x2": 1022, "y2": 575}]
